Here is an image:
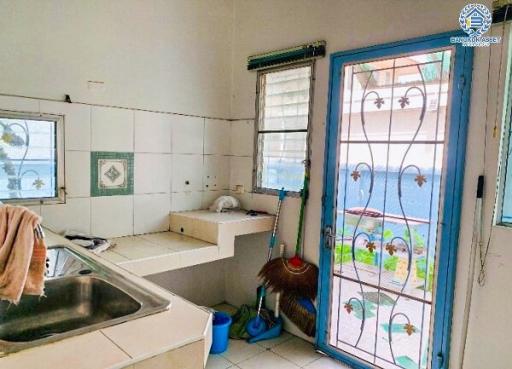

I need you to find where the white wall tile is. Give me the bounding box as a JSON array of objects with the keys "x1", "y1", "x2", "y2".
[
  {"x1": 134, "y1": 193, "x2": 170, "y2": 234},
  {"x1": 91, "y1": 196, "x2": 133, "y2": 238},
  {"x1": 204, "y1": 119, "x2": 231, "y2": 155},
  {"x1": 40, "y1": 101, "x2": 91, "y2": 151},
  {"x1": 7, "y1": 99, "x2": 245, "y2": 238},
  {"x1": 231, "y1": 120, "x2": 254, "y2": 157},
  {"x1": 134, "y1": 153, "x2": 171, "y2": 194},
  {"x1": 171, "y1": 191, "x2": 203, "y2": 212},
  {"x1": 41, "y1": 198, "x2": 91, "y2": 234},
  {"x1": 65, "y1": 151, "x2": 90, "y2": 197},
  {"x1": 134, "y1": 111, "x2": 171, "y2": 153},
  {"x1": 203, "y1": 155, "x2": 230, "y2": 191},
  {"x1": 230, "y1": 191, "x2": 278, "y2": 214},
  {"x1": 171, "y1": 154, "x2": 204, "y2": 192},
  {"x1": 0, "y1": 96, "x2": 39, "y2": 113},
  {"x1": 230, "y1": 156, "x2": 253, "y2": 192},
  {"x1": 171, "y1": 115, "x2": 204, "y2": 154},
  {"x1": 91, "y1": 106, "x2": 134, "y2": 152}
]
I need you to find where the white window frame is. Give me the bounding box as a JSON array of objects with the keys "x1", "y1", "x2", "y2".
[
  {"x1": 496, "y1": 87, "x2": 512, "y2": 226},
  {"x1": 494, "y1": 26, "x2": 512, "y2": 226},
  {"x1": 0, "y1": 110, "x2": 65, "y2": 205},
  {"x1": 252, "y1": 61, "x2": 315, "y2": 196}
]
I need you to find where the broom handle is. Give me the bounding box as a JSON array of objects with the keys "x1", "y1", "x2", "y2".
[
  {"x1": 274, "y1": 243, "x2": 285, "y2": 318},
  {"x1": 267, "y1": 188, "x2": 286, "y2": 261},
  {"x1": 294, "y1": 172, "x2": 309, "y2": 256}
]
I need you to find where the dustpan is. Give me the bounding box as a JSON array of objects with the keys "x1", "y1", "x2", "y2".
[{"x1": 247, "y1": 316, "x2": 283, "y2": 344}]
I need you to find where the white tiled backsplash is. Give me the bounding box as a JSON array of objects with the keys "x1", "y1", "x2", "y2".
[{"x1": 1, "y1": 96, "x2": 255, "y2": 238}]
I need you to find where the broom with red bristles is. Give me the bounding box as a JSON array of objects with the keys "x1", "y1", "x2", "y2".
[{"x1": 258, "y1": 166, "x2": 319, "y2": 336}]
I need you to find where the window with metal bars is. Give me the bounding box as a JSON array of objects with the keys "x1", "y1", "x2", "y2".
[
  {"x1": 0, "y1": 111, "x2": 65, "y2": 204},
  {"x1": 253, "y1": 63, "x2": 313, "y2": 194}
]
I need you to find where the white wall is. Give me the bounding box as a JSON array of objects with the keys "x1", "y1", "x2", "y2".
[
  {"x1": 147, "y1": 259, "x2": 226, "y2": 307},
  {"x1": 0, "y1": 0, "x2": 236, "y2": 237},
  {"x1": 227, "y1": 1, "x2": 511, "y2": 368},
  {"x1": 0, "y1": 0, "x2": 235, "y2": 307},
  {"x1": 453, "y1": 26, "x2": 511, "y2": 369},
  {"x1": 0, "y1": 0, "x2": 233, "y2": 118}
]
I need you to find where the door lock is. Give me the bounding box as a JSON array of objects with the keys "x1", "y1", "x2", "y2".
[{"x1": 323, "y1": 226, "x2": 335, "y2": 249}]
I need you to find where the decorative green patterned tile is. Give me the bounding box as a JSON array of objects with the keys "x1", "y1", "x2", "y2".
[{"x1": 90, "y1": 152, "x2": 133, "y2": 197}]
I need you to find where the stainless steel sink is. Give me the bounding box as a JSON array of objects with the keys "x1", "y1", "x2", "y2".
[{"x1": 0, "y1": 245, "x2": 170, "y2": 356}]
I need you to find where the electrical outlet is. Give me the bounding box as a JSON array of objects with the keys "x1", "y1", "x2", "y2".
[{"x1": 233, "y1": 184, "x2": 245, "y2": 194}]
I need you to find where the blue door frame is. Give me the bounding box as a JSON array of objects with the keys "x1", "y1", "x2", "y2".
[{"x1": 316, "y1": 31, "x2": 473, "y2": 369}]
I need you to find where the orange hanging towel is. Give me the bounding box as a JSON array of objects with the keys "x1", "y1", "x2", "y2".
[{"x1": 0, "y1": 205, "x2": 46, "y2": 304}]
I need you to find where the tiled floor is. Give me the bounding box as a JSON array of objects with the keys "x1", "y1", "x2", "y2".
[{"x1": 207, "y1": 304, "x2": 350, "y2": 369}]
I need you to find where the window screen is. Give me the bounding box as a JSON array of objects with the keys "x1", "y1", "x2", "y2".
[
  {"x1": 254, "y1": 64, "x2": 312, "y2": 193},
  {"x1": 499, "y1": 51, "x2": 512, "y2": 224},
  {"x1": 501, "y1": 138, "x2": 512, "y2": 223},
  {"x1": 0, "y1": 112, "x2": 63, "y2": 202}
]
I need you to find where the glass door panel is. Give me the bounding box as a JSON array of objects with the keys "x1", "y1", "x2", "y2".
[{"x1": 329, "y1": 48, "x2": 452, "y2": 369}]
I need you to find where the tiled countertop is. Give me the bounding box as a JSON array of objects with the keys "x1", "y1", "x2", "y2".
[
  {"x1": 100, "y1": 210, "x2": 275, "y2": 276},
  {"x1": 0, "y1": 210, "x2": 274, "y2": 368},
  {"x1": 171, "y1": 210, "x2": 274, "y2": 224},
  {"x1": 169, "y1": 210, "x2": 275, "y2": 258},
  {"x1": 102, "y1": 231, "x2": 219, "y2": 276},
  {"x1": 0, "y1": 231, "x2": 212, "y2": 369}
]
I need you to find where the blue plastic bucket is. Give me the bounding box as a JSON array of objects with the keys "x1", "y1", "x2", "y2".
[{"x1": 210, "y1": 312, "x2": 232, "y2": 354}]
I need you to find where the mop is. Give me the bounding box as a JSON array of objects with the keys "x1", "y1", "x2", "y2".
[
  {"x1": 247, "y1": 243, "x2": 286, "y2": 343},
  {"x1": 246, "y1": 188, "x2": 286, "y2": 337}
]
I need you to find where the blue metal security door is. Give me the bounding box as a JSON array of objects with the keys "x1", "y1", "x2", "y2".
[{"x1": 317, "y1": 32, "x2": 473, "y2": 369}]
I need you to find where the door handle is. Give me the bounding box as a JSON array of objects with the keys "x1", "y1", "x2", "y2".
[
  {"x1": 437, "y1": 352, "x2": 444, "y2": 368},
  {"x1": 323, "y1": 226, "x2": 335, "y2": 249}
]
